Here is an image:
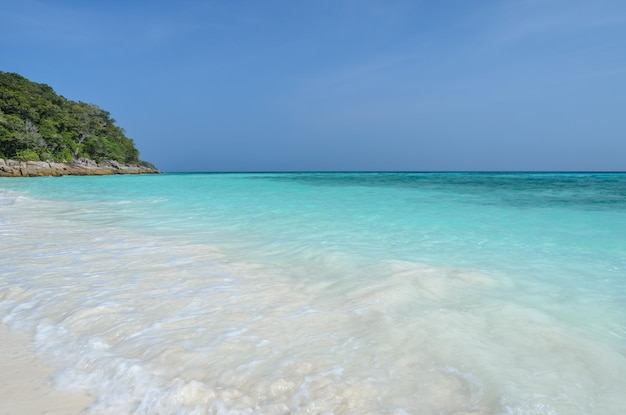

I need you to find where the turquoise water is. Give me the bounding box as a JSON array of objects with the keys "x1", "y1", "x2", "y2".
[{"x1": 1, "y1": 173, "x2": 625, "y2": 414}]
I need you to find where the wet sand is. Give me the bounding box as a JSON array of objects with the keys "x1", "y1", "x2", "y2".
[{"x1": 0, "y1": 324, "x2": 93, "y2": 415}]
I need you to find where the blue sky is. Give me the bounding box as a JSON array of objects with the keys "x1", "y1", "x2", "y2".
[{"x1": 1, "y1": 0, "x2": 625, "y2": 171}]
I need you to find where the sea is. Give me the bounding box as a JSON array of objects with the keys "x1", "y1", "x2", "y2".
[{"x1": 1, "y1": 172, "x2": 625, "y2": 415}]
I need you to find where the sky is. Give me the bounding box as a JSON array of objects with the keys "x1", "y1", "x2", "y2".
[{"x1": 1, "y1": 0, "x2": 625, "y2": 172}]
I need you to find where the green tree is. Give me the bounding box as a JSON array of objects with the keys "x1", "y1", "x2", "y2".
[{"x1": 0, "y1": 70, "x2": 143, "y2": 164}]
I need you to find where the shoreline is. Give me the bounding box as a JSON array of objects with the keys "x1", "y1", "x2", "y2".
[
  {"x1": 0, "y1": 158, "x2": 159, "y2": 177},
  {"x1": 0, "y1": 324, "x2": 93, "y2": 415}
]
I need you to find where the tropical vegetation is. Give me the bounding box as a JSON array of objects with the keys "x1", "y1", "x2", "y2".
[{"x1": 0, "y1": 70, "x2": 141, "y2": 164}]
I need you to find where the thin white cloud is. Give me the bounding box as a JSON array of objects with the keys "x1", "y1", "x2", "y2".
[
  {"x1": 471, "y1": 0, "x2": 626, "y2": 49},
  {"x1": 281, "y1": 0, "x2": 626, "y2": 130}
]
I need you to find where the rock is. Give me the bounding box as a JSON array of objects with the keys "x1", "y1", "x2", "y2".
[{"x1": 0, "y1": 158, "x2": 160, "y2": 177}]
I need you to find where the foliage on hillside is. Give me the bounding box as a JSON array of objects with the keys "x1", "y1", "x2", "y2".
[{"x1": 0, "y1": 71, "x2": 140, "y2": 163}]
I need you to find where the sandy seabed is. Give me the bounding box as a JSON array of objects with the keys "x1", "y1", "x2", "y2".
[{"x1": 0, "y1": 324, "x2": 93, "y2": 415}]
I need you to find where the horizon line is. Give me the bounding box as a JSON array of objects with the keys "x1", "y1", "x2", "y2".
[{"x1": 157, "y1": 170, "x2": 626, "y2": 174}]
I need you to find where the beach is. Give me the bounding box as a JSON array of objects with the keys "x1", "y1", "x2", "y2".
[
  {"x1": 0, "y1": 324, "x2": 92, "y2": 415},
  {"x1": 1, "y1": 173, "x2": 625, "y2": 414}
]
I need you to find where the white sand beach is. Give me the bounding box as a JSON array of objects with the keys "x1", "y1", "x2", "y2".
[{"x1": 0, "y1": 324, "x2": 93, "y2": 415}]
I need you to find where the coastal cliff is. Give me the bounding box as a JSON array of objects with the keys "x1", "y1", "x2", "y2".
[{"x1": 0, "y1": 158, "x2": 159, "y2": 177}]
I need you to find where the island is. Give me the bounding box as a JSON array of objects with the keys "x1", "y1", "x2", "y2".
[{"x1": 0, "y1": 71, "x2": 159, "y2": 177}]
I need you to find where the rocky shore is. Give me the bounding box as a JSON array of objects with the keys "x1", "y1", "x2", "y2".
[{"x1": 0, "y1": 158, "x2": 160, "y2": 177}]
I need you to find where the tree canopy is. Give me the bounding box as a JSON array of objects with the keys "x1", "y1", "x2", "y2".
[{"x1": 0, "y1": 71, "x2": 140, "y2": 164}]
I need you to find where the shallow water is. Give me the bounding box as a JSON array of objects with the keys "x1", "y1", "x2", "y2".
[{"x1": 1, "y1": 173, "x2": 625, "y2": 414}]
